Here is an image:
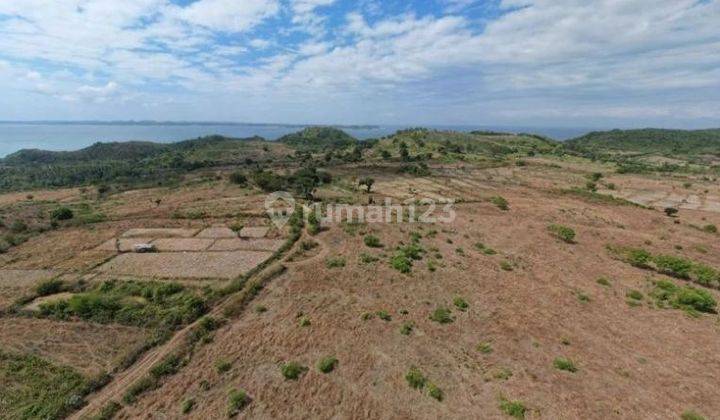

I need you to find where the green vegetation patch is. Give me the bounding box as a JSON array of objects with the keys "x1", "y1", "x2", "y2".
[
  {"x1": 650, "y1": 280, "x2": 717, "y2": 315},
  {"x1": 0, "y1": 351, "x2": 87, "y2": 420},
  {"x1": 548, "y1": 224, "x2": 576, "y2": 243},
  {"x1": 281, "y1": 362, "x2": 307, "y2": 380},
  {"x1": 38, "y1": 279, "x2": 206, "y2": 329}
]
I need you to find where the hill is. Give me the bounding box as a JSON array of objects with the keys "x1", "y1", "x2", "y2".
[
  {"x1": 566, "y1": 128, "x2": 720, "y2": 155},
  {"x1": 278, "y1": 126, "x2": 358, "y2": 150},
  {"x1": 3, "y1": 141, "x2": 170, "y2": 165}
]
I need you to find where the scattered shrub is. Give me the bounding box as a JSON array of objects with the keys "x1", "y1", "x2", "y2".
[
  {"x1": 363, "y1": 235, "x2": 383, "y2": 248},
  {"x1": 51, "y1": 207, "x2": 74, "y2": 221},
  {"x1": 702, "y1": 224, "x2": 717, "y2": 234},
  {"x1": 376, "y1": 310, "x2": 391, "y2": 321},
  {"x1": 627, "y1": 290, "x2": 644, "y2": 301},
  {"x1": 500, "y1": 398, "x2": 527, "y2": 419},
  {"x1": 477, "y1": 342, "x2": 493, "y2": 354},
  {"x1": 227, "y1": 389, "x2": 249, "y2": 417},
  {"x1": 181, "y1": 398, "x2": 195, "y2": 414},
  {"x1": 429, "y1": 307, "x2": 454, "y2": 324},
  {"x1": 427, "y1": 382, "x2": 443, "y2": 401},
  {"x1": 317, "y1": 356, "x2": 338, "y2": 373},
  {"x1": 500, "y1": 261, "x2": 514, "y2": 271},
  {"x1": 653, "y1": 255, "x2": 693, "y2": 279},
  {"x1": 36, "y1": 279, "x2": 63, "y2": 296},
  {"x1": 596, "y1": 277, "x2": 611, "y2": 287},
  {"x1": 281, "y1": 362, "x2": 307, "y2": 380},
  {"x1": 216, "y1": 360, "x2": 232, "y2": 374},
  {"x1": 229, "y1": 171, "x2": 248, "y2": 185},
  {"x1": 405, "y1": 367, "x2": 426, "y2": 389},
  {"x1": 400, "y1": 322, "x2": 414, "y2": 336},
  {"x1": 681, "y1": 410, "x2": 706, "y2": 420},
  {"x1": 298, "y1": 316, "x2": 311, "y2": 327},
  {"x1": 664, "y1": 207, "x2": 679, "y2": 217},
  {"x1": 553, "y1": 357, "x2": 578, "y2": 373},
  {"x1": 453, "y1": 297, "x2": 469, "y2": 311},
  {"x1": 548, "y1": 224, "x2": 576, "y2": 243},
  {"x1": 490, "y1": 196, "x2": 509, "y2": 211},
  {"x1": 325, "y1": 256, "x2": 346, "y2": 268}
]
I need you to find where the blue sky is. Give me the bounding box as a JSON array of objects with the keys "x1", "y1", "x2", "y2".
[{"x1": 0, "y1": 0, "x2": 718, "y2": 128}]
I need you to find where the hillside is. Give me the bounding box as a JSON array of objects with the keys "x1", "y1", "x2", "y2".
[
  {"x1": 566, "y1": 128, "x2": 720, "y2": 155},
  {"x1": 278, "y1": 126, "x2": 358, "y2": 150},
  {"x1": 3, "y1": 141, "x2": 170, "y2": 165}
]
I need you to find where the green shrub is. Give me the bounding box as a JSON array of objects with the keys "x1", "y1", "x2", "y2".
[
  {"x1": 123, "y1": 376, "x2": 158, "y2": 404},
  {"x1": 51, "y1": 207, "x2": 74, "y2": 221},
  {"x1": 376, "y1": 310, "x2": 391, "y2": 321},
  {"x1": 216, "y1": 360, "x2": 232, "y2": 374},
  {"x1": 390, "y1": 253, "x2": 413, "y2": 273},
  {"x1": 227, "y1": 389, "x2": 249, "y2": 417},
  {"x1": 427, "y1": 382, "x2": 443, "y2": 401},
  {"x1": 359, "y1": 253, "x2": 380, "y2": 265},
  {"x1": 405, "y1": 367, "x2": 426, "y2": 389},
  {"x1": 500, "y1": 261, "x2": 514, "y2": 271},
  {"x1": 281, "y1": 362, "x2": 307, "y2": 380},
  {"x1": 317, "y1": 356, "x2": 338, "y2": 373},
  {"x1": 229, "y1": 171, "x2": 247, "y2": 185},
  {"x1": 627, "y1": 290, "x2": 644, "y2": 301},
  {"x1": 400, "y1": 322, "x2": 414, "y2": 335},
  {"x1": 96, "y1": 401, "x2": 122, "y2": 420},
  {"x1": 363, "y1": 235, "x2": 383, "y2": 248},
  {"x1": 325, "y1": 256, "x2": 346, "y2": 268},
  {"x1": 477, "y1": 342, "x2": 493, "y2": 354},
  {"x1": 674, "y1": 287, "x2": 717, "y2": 313},
  {"x1": 10, "y1": 220, "x2": 28, "y2": 233},
  {"x1": 298, "y1": 316, "x2": 311, "y2": 327},
  {"x1": 36, "y1": 279, "x2": 63, "y2": 296},
  {"x1": 681, "y1": 410, "x2": 706, "y2": 420},
  {"x1": 553, "y1": 357, "x2": 578, "y2": 373},
  {"x1": 499, "y1": 398, "x2": 527, "y2": 419},
  {"x1": 702, "y1": 224, "x2": 717, "y2": 234},
  {"x1": 596, "y1": 277, "x2": 611, "y2": 287},
  {"x1": 181, "y1": 398, "x2": 195, "y2": 414},
  {"x1": 491, "y1": 196, "x2": 509, "y2": 211},
  {"x1": 548, "y1": 224, "x2": 576, "y2": 243},
  {"x1": 453, "y1": 297, "x2": 469, "y2": 311},
  {"x1": 150, "y1": 354, "x2": 181, "y2": 378},
  {"x1": 429, "y1": 307, "x2": 454, "y2": 324},
  {"x1": 653, "y1": 255, "x2": 693, "y2": 279}
]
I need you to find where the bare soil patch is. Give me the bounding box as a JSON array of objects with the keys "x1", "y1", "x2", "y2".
[
  {"x1": 196, "y1": 226, "x2": 237, "y2": 239},
  {"x1": 96, "y1": 251, "x2": 273, "y2": 279},
  {"x1": 23, "y1": 292, "x2": 75, "y2": 311},
  {"x1": 152, "y1": 238, "x2": 215, "y2": 252},
  {"x1": 239, "y1": 226, "x2": 270, "y2": 238},
  {"x1": 209, "y1": 238, "x2": 285, "y2": 252},
  {"x1": 95, "y1": 238, "x2": 156, "y2": 252},
  {"x1": 121, "y1": 228, "x2": 199, "y2": 238}
]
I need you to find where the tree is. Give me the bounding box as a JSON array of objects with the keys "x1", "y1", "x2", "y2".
[
  {"x1": 399, "y1": 142, "x2": 410, "y2": 162},
  {"x1": 664, "y1": 207, "x2": 679, "y2": 217},
  {"x1": 359, "y1": 177, "x2": 375, "y2": 193}
]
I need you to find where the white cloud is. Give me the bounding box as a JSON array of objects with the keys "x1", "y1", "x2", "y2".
[{"x1": 174, "y1": 0, "x2": 280, "y2": 32}]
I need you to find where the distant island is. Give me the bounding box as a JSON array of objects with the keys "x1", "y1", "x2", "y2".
[{"x1": 0, "y1": 120, "x2": 381, "y2": 130}]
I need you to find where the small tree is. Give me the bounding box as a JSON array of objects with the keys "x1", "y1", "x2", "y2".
[
  {"x1": 359, "y1": 178, "x2": 375, "y2": 193},
  {"x1": 664, "y1": 207, "x2": 679, "y2": 217}
]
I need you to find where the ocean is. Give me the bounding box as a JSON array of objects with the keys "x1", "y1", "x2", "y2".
[{"x1": 0, "y1": 122, "x2": 593, "y2": 158}]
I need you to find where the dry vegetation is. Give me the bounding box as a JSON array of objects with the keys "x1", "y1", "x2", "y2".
[{"x1": 1, "y1": 131, "x2": 720, "y2": 419}]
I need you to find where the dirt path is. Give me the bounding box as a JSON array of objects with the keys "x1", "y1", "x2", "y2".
[{"x1": 71, "y1": 233, "x2": 306, "y2": 419}]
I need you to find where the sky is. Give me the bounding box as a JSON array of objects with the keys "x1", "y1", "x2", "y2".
[{"x1": 0, "y1": 0, "x2": 718, "y2": 128}]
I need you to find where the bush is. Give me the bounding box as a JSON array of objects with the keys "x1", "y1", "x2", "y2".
[
  {"x1": 317, "y1": 356, "x2": 338, "y2": 373},
  {"x1": 390, "y1": 253, "x2": 412, "y2": 273},
  {"x1": 674, "y1": 287, "x2": 717, "y2": 313},
  {"x1": 51, "y1": 207, "x2": 74, "y2": 221},
  {"x1": 36, "y1": 279, "x2": 63, "y2": 296},
  {"x1": 627, "y1": 290, "x2": 643, "y2": 301},
  {"x1": 429, "y1": 307, "x2": 454, "y2": 324},
  {"x1": 363, "y1": 235, "x2": 383, "y2": 248},
  {"x1": 453, "y1": 297, "x2": 469, "y2": 311},
  {"x1": 427, "y1": 382, "x2": 443, "y2": 401},
  {"x1": 227, "y1": 389, "x2": 249, "y2": 417},
  {"x1": 681, "y1": 410, "x2": 706, "y2": 420},
  {"x1": 596, "y1": 277, "x2": 611, "y2": 287},
  {"x1": 376, "y1": 310, "x2": 391, "y2": 321},
  {"x1": 553, "y1": 357, "x2": 578, "y2": 373},
  {"x1": 490, "y1": 196, "x2": 509, "y2": 211},
  {"x1": 281, "y1": 362, "x2": 307, "y2": 380},
  {"x1": 653, "y1": 255, "x2": 693, "y2": 279},
  {"x1": 702, "y1": 224, "x2": 718, "y2": 234},
  {"x1": 499, "y1": 398, "x2": 527, "y2": 419},
  {"x1": 181, "y1": 398, "x2": 195, "y2": 414},
  {"x1": 548, "y1": 224, "x2": 576, "y2": 243},
  {"x1": 325, "y1": 256, "x2": 346, "y2": 268},
  {"x1": 216, "y1": 360, "x2": 232, "y2": 374},
  {"x1": 400, "y1": 322, "x2": 414, "y2": 335},
  {"x1": 229, "y1": 171, "x2": 247, "y2": 185},
  {"x1": 10, "y1": 220, "x2": 28, "y2": 233},
  {"x1": 405, "y1": 367, "x2": 426, "y2": 389}
]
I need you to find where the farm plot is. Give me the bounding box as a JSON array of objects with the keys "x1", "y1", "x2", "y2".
[
  {"x1": 209, "y1": 238, "x2": 285, "y2": 252},
  {"x1": 0, "y1": 269, "x2": 58, "y2": 310},
  {"x1": 96, "y1": 238, "x2": 155, "y2": 252},
  {"x1": 238, "y1": 226, "x2": 270, "y2": 238},
  {"x1": 96, "y1": 251, "x2": 273, "y2": 280},
  {"x1": 151, "y1": 238, "x2": 215, "y2": 252},
  {"x1": 0, "y1": 317, "x2": 148, "y2": 376},
  {"x1": 121, "y1": 228, "x2": 198, "y2": 238},
  {"x1": 196, "y1": 226, "x2": 238, "y2": 239}
]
